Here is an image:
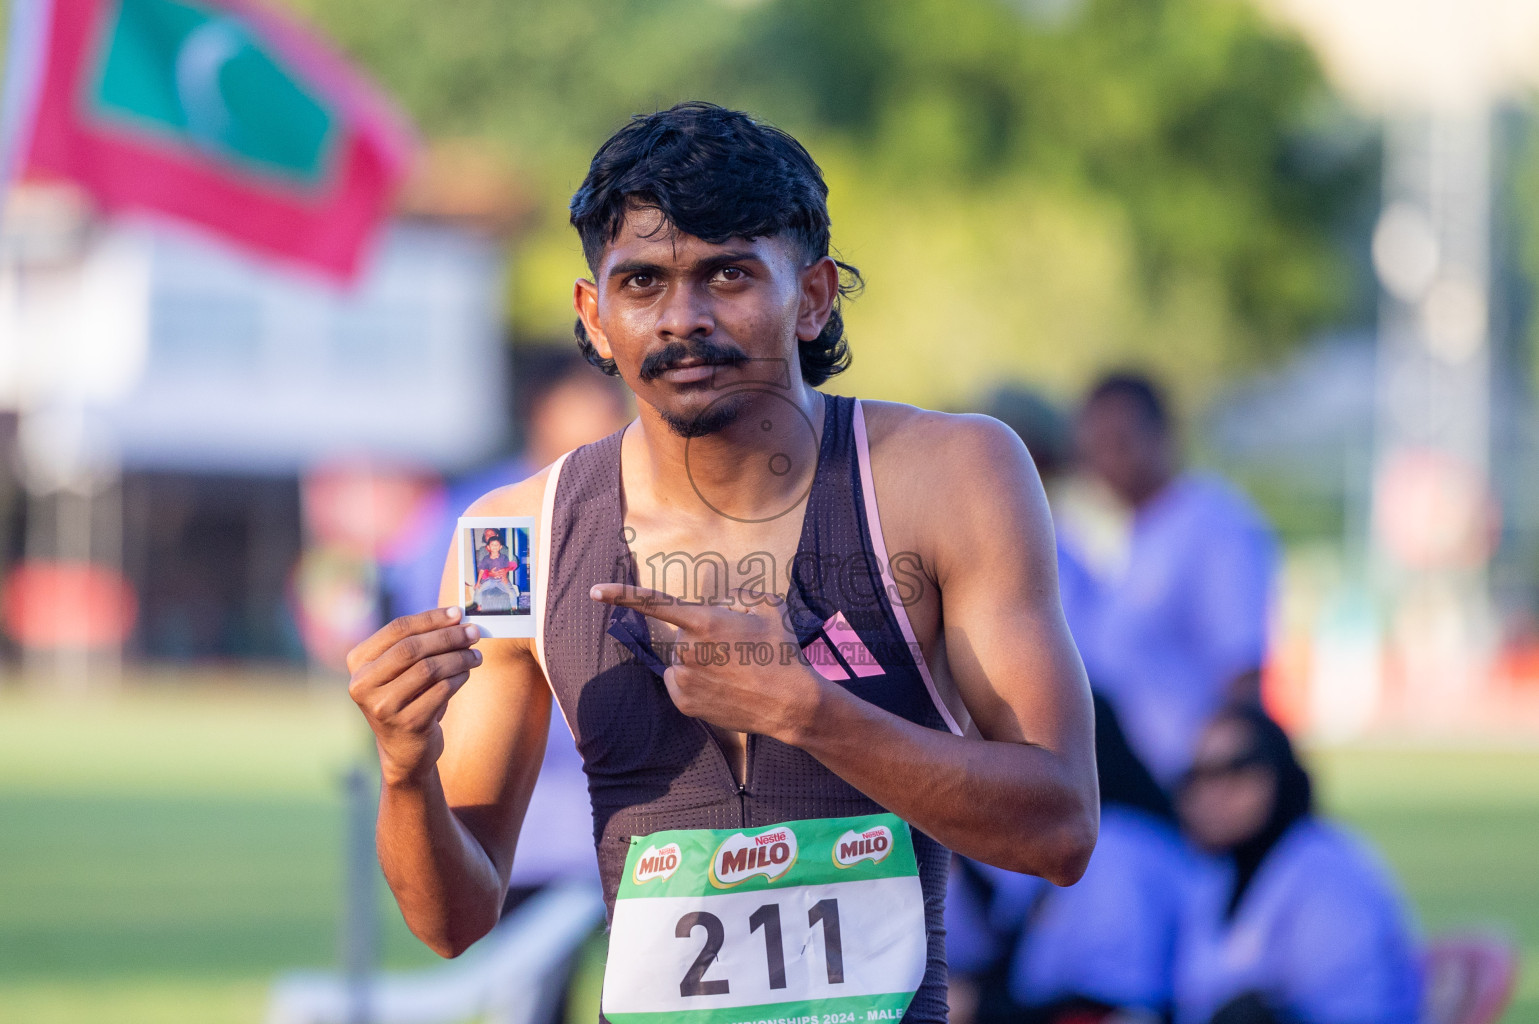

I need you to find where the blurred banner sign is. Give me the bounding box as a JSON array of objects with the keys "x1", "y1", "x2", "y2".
[
  {"x1": 2, "y1": 0, "x2": 414, "y2": 279},
  {"x1": 1, "y1": 213, "x2": 510, "y2": 473}
]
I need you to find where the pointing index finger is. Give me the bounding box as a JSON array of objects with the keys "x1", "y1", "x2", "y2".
[{"x1": 589, "y1": 584, "x2": 710, "y2": 631}]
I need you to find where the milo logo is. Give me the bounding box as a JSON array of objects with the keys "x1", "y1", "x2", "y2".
[
  {"x1": 632, "y1": 842, "x2": 682, "y2": 885},
  {"x1": 709, "y1": 826, "x2": 799, "y2": 888},
  {"x1": 833, "y1": 824, "x2": 893, "y2": 868}
]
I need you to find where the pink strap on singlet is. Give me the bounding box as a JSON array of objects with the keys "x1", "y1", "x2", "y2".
[{"x1": 851, "y1": 400, "x2": 966, "y2": 737}]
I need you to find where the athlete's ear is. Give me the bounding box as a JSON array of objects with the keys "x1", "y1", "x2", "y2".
[
  {"x1": 574, "y1": 277, "x2": 615, "y2": 363},
  {"x1": 795, "y1": 256, "x2": 838, "y2": 343}
]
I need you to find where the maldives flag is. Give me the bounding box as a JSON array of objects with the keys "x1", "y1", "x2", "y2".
[{"x1": 1, "y1": 0, "x2": 414, "y2": 279}]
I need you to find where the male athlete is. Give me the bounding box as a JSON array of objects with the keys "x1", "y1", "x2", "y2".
[{"x1": 346, "y1": 102, "x2": 1098, "y2": 1023}]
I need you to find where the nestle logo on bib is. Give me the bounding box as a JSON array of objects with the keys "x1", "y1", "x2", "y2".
[
  {"x1": 833, "y1": 824, "x2": 894, "y2": 868},
  {"x1": 709, "y1": 826, "x2": 799, "y2": 888},
  {"x1": 632, "y1": 842, "x2": 682, "y2": 885}
]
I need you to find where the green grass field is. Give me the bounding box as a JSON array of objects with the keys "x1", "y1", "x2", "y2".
[{"x1": 0, "y1": 684, "x2": 1535, "y2": 1023}]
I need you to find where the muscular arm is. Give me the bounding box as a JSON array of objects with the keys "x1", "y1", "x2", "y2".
[
  {"x1": 372, "y1": 636, "x2": 551, "y2": 957},
  {"x1": 790, "y1": 411, "x2": 1097, "y2": 882},
  {"x1": 349, "y1": 478, "x2": 554, "y2": 957},
  {"x1": 595, "y1": 410, "x2": 1098, "y2": 885}
]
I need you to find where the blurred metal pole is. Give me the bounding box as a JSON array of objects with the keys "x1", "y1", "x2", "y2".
[
  {"x1": 55, "y1": 481, "x2": 92, "y2": 687},
  {"x1": 93, "y1": 472, "x2": 125, "y2": 690},
  {"x1": 342, "y1": 764, "x2": 378, "y2": 1024},
  {"x1": 19, "y1": 484, "x2": 51, "y2": 683},
  {"x1": 1371, "y1": 107, "x2": 1497, "y2": 707}
]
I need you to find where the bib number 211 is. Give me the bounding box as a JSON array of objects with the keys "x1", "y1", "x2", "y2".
[
  {"x1": 678, "y1": 898, "x2": 843, "y2": 996},
  {"x1": 602, "y1": 814, "x2": 925, "y2": 1022}
]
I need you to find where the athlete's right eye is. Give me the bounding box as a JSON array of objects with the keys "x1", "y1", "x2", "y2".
[{"x1": 625, "y1": 272, "x2": 656, "y2": 289}]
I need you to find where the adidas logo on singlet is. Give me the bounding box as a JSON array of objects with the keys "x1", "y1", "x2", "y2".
[{"x1": 806, "y1": 611, "x2": 886, "y2": 682}]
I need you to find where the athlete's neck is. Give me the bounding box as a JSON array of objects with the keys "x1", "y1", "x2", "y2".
[{"x1": 626, "y1": 386, "x2": 826, "y2": 522}]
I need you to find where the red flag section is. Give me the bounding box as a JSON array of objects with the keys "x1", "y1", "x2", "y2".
[{"x1": 12, "y1": 0, "x2": 414, "y2": 279}]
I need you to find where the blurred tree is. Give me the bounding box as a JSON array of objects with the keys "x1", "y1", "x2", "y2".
[
  {"x1": 2, "y1": 0, "x2": 1377, "y2": 406},
  {"x1": 717, "y1": 0, "x2": 1379, "y2": 400}
]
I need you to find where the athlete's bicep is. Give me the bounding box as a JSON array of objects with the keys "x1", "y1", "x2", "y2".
[
  {"x1": 929, "y1": 417, "x2": 1092, "y2": 754},
  {"x1": 437, "y1": 639, "x2": 552, "y2": 884}
]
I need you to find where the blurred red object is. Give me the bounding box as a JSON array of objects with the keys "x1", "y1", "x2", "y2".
[
  {"x1": 1492, "y1": 644, "x2": 1539, "y2": 690},
  {"x1": 1374, "y1": 449, "x2": 1500, "y2": 570},
  {"x1": 1, "y1": 560, "x2": 138, "y2": 650},
  {"x1": 1422, "y1": 932, "x2": 1519, "y2": 1024},
  {"x1": 1261, "y1": 632, "x2": 1311, "y2": 734}
]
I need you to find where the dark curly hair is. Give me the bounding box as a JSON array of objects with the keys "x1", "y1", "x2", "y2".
[{"x1": 569, "y1": 102, "x2": 861, "y2": 387}]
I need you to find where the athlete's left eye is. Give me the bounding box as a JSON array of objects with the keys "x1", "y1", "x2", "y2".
[{"x1": 715, "y1": 266, "x2": 746, "y2": 282}]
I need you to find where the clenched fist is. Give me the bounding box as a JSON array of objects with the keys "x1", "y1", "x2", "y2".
[{"x1": 346, "y1": 607, "x2": 483, "y2": 787}]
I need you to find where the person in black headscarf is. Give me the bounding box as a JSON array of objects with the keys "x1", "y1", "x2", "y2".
[
  {"x1": 1172, "y1": 707, "x2": 1423, "y2": 1024},
  {"x1": 948, "y1": 694, "x2": 1193, "y2": 1023}
]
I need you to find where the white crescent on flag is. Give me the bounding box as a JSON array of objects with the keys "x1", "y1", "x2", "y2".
[{"x1": 173, "y1": 17, "x2": 244, "y2": 148}]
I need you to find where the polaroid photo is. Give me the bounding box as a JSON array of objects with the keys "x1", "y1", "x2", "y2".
[{"x1": 457, "y1": 516, "x2": 537, "y2": 638}]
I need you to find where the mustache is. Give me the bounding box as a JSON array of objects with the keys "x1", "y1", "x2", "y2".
[{"x1": 637, "y1": 338, "x2": 750, "y2": 382}]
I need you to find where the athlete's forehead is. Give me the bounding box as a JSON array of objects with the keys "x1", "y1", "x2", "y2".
[{"x1": 595, "y1": 205, "x2": 799, "y2": 279}]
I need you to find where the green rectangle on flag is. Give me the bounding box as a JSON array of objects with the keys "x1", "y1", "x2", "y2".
[{"x1": 90, "y1": 0, "x2": 337, "y2": 184}]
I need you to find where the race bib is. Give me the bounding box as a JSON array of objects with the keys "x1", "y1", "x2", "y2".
[{"x1": 602, "y1": 813, "x2": 927, "y2": 1024}]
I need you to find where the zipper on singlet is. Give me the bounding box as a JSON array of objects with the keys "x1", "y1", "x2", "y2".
[
  {"x1": 741, "y1": 734, "x2": 758, "y2": 826},
  {"x1": 697, "y1": 721, "x2": 750, "y2": 827}
]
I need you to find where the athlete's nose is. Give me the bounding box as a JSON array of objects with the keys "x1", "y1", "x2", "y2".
[{"x1": 656, "y1": 280, "x2": 715, "y2": 341}]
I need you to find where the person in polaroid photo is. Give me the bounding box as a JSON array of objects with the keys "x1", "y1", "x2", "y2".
[
  {"x1": 470, "y1": 528, "x2": 514, "y2": 613},
  {"x1": 458, "y1": 518, "x2": 533, "y2": 637},
  {"x1": 343, "y1": 103, "x2": 1098, "y2": 1024}
]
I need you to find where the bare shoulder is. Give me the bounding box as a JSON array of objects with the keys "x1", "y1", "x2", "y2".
[
  {"x1": 859, "y1": 399, "x2": 1037, "y2": 493},
  {"x1": 859, "y1": 399, "x2": 1051, "y2": 583},
  {"x1": 461, "y1": 464, "x2": 555, "y2": 519}
]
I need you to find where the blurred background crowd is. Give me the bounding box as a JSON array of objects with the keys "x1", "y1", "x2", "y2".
[{"x1": 2, "y1": 0, "x2": 1538, "y2": 1022}]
